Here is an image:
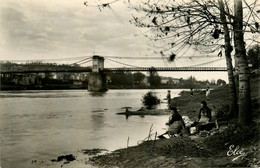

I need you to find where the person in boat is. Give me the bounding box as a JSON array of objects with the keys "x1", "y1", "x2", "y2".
[
  {"x1": 158, "y1": 105, "x2": 185, "y2": 138},
  {"x1": 197, "y1": 100, "x2": 212, "y2": 124}
]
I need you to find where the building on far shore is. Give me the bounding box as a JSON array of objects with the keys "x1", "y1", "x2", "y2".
[{"x1": 160, "y1": 77, "x2": 180, "y2": 85}]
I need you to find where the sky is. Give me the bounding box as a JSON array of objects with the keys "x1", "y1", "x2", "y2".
[{"x1": 0, "y1": 0, "x2": 230, "y2": 81}]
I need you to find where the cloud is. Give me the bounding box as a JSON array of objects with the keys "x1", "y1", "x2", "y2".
[{"x1": 0, "y1": 0, "x2": 149, "y2": 60}]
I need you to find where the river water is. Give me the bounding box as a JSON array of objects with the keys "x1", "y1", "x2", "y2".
[{"x1": 0, "y1": 89, "x2": 183, "y2": 168}]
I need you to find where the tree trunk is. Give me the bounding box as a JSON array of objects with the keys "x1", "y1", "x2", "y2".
[
  {"x1": 218, "y1": 0, "x2": 238, "y2": 117},
  {"x1": 233, "y1": 0, "x2": 252, "y2": 125}
]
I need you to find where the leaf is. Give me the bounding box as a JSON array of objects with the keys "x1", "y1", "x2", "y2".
[
  {"x1": 255, "y1": 22, "x2": 259, "y2": 30},
  {"x1": 169, "y1": 53, "x2": 176, "y2": 62},
  {"x1": 152, "y1": 17, "x2": 157, "y2": 25},
  {"x1": 212, "y1": 29, "x2": 220, "y2": 39},
  {"x1": 102, "y1": 3, "x2": 109, "y2": 7},
  {"x1": 165, "y1": 26, "x2": 170, "y2": 32},
  {"x1": 160, "y1": 51, "x2": 164, "y2": 56},
  {"x1": 187, "y1": 16, "x2": 190, "y2": 24},
  {"x1": 218, "y1": 51, "x2": 222, "y2": 57}
]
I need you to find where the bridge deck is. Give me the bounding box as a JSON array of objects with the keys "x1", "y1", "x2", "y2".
[
  {"x1": 0, "y1": 67, "x2": 227, "y2": 74},
  {"x1": 104, "y1": 67, "x2": 227, "y2": 72}
]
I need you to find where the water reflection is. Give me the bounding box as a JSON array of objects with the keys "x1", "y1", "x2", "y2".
[
  {"x1": 91, "y1": 113, "x2": 105, "y2": 131},
  {"x1": 89, "y1": 92, "x2": 107, "y2": 97},
  {"x1": 0, "y1": 89, "x2": 181, "y2": 168}
]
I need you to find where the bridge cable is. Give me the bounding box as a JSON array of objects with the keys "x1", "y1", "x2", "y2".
[
  {"x1": 77, "y1": 59, "x2": 92, "y2": 66},
  {"x1": 70, "y1": 57, "x2": 92, "y2": 65},
  {"x1": 104, "y1": 58, "x2": 141, "y2": 68},
  {"x1": 103, "y1": 55, "x2": 220, "y2": 60},
  {"x1": 1, "y1": 56, "x2": 93, "y2": 63},
  {"x1": 191, "y1": 58, "x2": 225, "y2": 67}
]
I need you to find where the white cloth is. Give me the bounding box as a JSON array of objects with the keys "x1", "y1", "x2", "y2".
[
  {"x1": 206, "y1": 90, "x2": 210, "y2": 97},
  {"x1": 182, "y1": 116, "x2": 193, "y2": 127},
  {"x1": 199, "y1": 116, "x2": 209, "y2": 123}
]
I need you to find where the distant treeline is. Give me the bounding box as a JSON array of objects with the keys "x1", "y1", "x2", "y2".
[{"x1": 0, "y1": 62, "x2": 226, "y2": 90}]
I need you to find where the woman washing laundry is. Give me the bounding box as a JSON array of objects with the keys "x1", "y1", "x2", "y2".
[{"x1": 158, "y1": 105, "x2": 185, "y2": 138}]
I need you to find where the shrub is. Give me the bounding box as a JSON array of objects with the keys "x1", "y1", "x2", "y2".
[
  {"x1": 142, "y1": 91, "x2": 160, "y2": 108},
  {"x1": 216, "y1": 104, "x2": 230, "y2": 119}
]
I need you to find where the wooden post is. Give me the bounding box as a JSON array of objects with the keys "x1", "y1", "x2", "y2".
[
  {"x1": 151, "y1": 132, "x2": 157, "y2": 155},
  {"x1": 126, "y1": 136, "x2": 130, "y2": 157},
  {"x1": 147, "y1": 124, "x2": 153, "y2": 141}
]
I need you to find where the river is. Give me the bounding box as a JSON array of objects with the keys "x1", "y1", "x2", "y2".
[{"x1": 0, "y1": 89, "x2": 184, "y2": 168}]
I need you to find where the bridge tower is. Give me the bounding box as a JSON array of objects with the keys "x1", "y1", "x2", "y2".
[{"x1": 88, "y1": 55, "x2": 107, "y2": 92}]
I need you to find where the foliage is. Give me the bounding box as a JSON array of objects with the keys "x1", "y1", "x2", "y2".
[
  {"x1": 132, "y1": 72, "x2": 145, "y2": 84},
  {"x1": 205, "y1": 123, "x2": 259, "y2": 151},
  {"x1": 0, "y1": 61, "x2": 85, "y2": 71},
  {"x1": 217, "y1": 79, "x2": 226, "y2": 85},
  {"x1": 108, "y1": 72, "x2": 133, "y2": 86},
  {"x1": 148, "y1": 67, "x2": 161, "y2": 87},
  {"x1": 84, "y1": 0, "x2": 258, "y2": 125},
  {"x1": 126, "y1": 0, "x2": 259, "y2": 60},
  {"x1": 178, "y1": 76, "x2": 215, "y2": 88},
  {"x1": 216, "y1": 104, "x2": 230, "y2": 119},
  {"x1": 247, "y1": 44, "x2": 260, "y2": 70},
  {"x1": 142, "y1": 91, "x2": 160, "y2": 107}
]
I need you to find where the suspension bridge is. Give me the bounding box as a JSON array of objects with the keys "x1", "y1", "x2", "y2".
[
  {"x1": 0, "y1": 55, "x2": 227, "y2": 74},
  {"x1": 0, "y1": 55, "x2": 228, "y2": 91}
]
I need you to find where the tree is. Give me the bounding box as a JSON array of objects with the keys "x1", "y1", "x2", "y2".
[
  {"x1": 218, "y1": 0, "x2": 238, "y2": 116},
  {"x1": 217, "y1": 79, "x2": 226, "y2": 85},
  {"x1": 127, "y1": 0, "x2": 258, "y2": 125},
  {"x1": 132, "y1": 72, "x2": 146, "y2": 84},
  {"x1": 109, "y1": 72, "x2": 133, "y2": 87},
  {"x1": 210, "y1": 79, "x2": 216, "y2": 85},
  {"x1": 44, "y1": 72, "x2": 54, "y2": 80},
  {"x1": 142, "y1": 91, "x2": 160, "y2": 108},
  {"x1": 127, "y1": 0, "x2": 241, "y2": 117},
  {"x1": 84, "y1": 0, "x2": 259, "y2": 125},
  {"x1": 233, "y1": 0, "x2": 252, "y2": 125},
  {"x1": 148, "y1": 67, "x2": 161, "y2": 87},
  {"x1": 247, "y1": 44, "x2": 260, "y2": 70}
]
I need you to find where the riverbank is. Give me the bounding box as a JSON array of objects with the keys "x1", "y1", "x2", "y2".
[
  {"x1": 32, "y1": 76, "x2": 259, "y2": 168},
  {"x1": 0, "y1": 84, "x2": 88, "y2": 90},
  {"x1": 88, "y1": 123, "x2": 259, "y2": 167},
  {"x1": 87, "y1": 75, "x2": 259, "y2": 167},
  {"x1": 0, "y1": 82, "x2": 217, "y2": 91}
]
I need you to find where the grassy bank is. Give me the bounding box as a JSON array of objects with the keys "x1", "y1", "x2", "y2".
[
  {"x1": 88, "y1": 76, "x2": 259, "y2": 168},
  {"x1": 170, "y1": 84, "x2": 231, "y2": 121}
]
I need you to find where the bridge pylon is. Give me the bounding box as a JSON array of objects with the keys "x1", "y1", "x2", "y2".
[{"x1": 88, "y1": 55, "x2": 107, "y2": 92}]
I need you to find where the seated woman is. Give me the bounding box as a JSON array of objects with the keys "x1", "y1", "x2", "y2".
[
  {"x1": 196, "y1": 101, "x2": 215, "y2": 132},
  {"x1": 198, "y1": 101, "x2": 212, "y2": 124},
  {"x1": 158, "y1": 106, "x2": 185, "y2": 138}
]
